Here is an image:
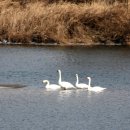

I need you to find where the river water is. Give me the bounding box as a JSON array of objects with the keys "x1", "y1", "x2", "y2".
[{"x1": 0, "y1": 45, "x2": 130, "y2": 130}]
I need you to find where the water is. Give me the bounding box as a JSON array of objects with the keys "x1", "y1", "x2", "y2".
[
  {"x1": 0, "y1": 45, "x2": 130, "y2": 89},
  {"x1": 0, "y1": 45, "x2": 130, "y2": 130}
]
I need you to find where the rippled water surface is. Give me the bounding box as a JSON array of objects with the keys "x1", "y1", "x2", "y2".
[{"x1": 0, "y1": 45, "x2": 130, "y2": 130}]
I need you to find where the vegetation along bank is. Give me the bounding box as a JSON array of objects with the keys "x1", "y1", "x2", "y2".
[{"x1": 0, "y1": 0, "x2": 130, "y2": 45}]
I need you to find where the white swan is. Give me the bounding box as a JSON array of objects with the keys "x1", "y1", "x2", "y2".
[
  {"x1": 87, "y1": 77, "x2": 106, "y2": 92},
  {"x1": 75, "y1": 74, "x2": 89, "y2": 89},
  {"x1": 43, "y1": 80, "x2": 61, "y2": 90},
  {"x1": 57, "y1": 70, "x2": 76, "y2": 89}
]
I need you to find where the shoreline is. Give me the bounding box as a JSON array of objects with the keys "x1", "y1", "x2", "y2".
[{"x1": 0, "y1": 41, "x2": 126, "y2": 47}]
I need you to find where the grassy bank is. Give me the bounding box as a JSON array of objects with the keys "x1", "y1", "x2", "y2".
[{"x1": 0, "y1": 0, "x2": 130, "y2": 45}]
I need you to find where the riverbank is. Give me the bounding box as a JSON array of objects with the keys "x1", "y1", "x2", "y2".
[{"x1": 0, "y1": 0, "x2": 130, "y2": 45}]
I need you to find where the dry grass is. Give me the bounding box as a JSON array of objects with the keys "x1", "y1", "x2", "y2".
[{"x1": 0, "y1": 0, "x2": 130, "y2": 45}]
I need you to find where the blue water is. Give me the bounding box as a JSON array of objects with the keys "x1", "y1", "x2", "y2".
[
  {"x1": 0, "y1": 45, "x2": 130, "y2": 130},
  {"x1": 0, "y1": 46, "x2": 130, "y2": 90}
]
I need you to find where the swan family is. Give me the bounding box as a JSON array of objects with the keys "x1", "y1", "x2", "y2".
[{"x1": 43, "y1": 69, "x2": 106, "y2": 92}]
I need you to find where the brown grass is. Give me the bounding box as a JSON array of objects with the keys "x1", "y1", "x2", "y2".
[{"x1": 0, "y1": 0, "x2": 130, "y2": 45}]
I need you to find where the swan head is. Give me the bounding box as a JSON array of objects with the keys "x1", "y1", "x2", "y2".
[
  {"x1": 57, "y1": 69, "x2": 61, "y2": 73},
  {"x1": 87, "y1": 77, "x2": 91, "y2": 80},
  {"x1": 43, "y1": 80, "x2": 48, "y2": 84},
  {"x1": 76, "y1": 74, "x2": 78, "y2": 78}
]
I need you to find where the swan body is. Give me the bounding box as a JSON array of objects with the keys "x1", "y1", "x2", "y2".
[
  {"x1": 43, "y1": 80, "x2": 61, "y2": 90},
  {"x1": 58, "y1": 70, "x2": 76, "y2": 90},
  {"x1": 75, "y1": 74, "x2": 89, "y2": 89},
  {"x1": 87, "y1": 77, "x2": 106, "y2": 92}
]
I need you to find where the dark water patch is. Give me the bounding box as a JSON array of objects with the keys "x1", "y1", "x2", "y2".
[{"x1": 0, "y1": 84, "x2": 27, "y2": 89}]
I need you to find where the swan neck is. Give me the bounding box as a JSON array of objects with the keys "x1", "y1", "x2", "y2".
[
  {"x1": 88, "y1": 78, "x2": 91, "y2": 87},
  {"x1": 76, "y1": 75, "x2": 79, "y2": 85},
  {"x1": 58, "y1": 70, "x2": 62, "y2": 83},
  {"x1": 45, "y1": 80, "x2": 49, "y2": 87},
  {"x1": 47, "y1": 80, "x2": 50, "y2": 86}
]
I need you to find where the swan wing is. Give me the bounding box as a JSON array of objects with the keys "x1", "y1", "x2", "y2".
[
  {"x1": 59, "y1": 81, "x2": 75, "y2": 89},
  {"x1": 46, "y1": 84, "x2": 61, "y2": 89},
  {"x1": 91, "y1": 86, "x2": 106, "y2": 92},
  {"x1": 76, "y1": 83, "x2": 88, "y2": 89},
  {"x1": 94, "y1": 86, "x2": 106, "y2": 90}
]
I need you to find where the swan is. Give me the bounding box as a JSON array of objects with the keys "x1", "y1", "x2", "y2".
[
  {"x1": 57, "y1": 70, "x2": 76, "y2": 89},
  {"x1": 87, "y1": 77, "x2": 106, "y2": 92},
  {"x1": 75, "y1": 74, "x2": 89, "y2": 89},
  {"x1": 43, "y1": 80, "x2": 61, "y2": 90}
]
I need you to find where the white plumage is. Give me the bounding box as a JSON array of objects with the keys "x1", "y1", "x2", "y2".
[
  {"x1": 87, "y1": 77, "x2": 106, "y2": 92},
  {"x1": 75, "y1": 74, "x2": 89, "y2": 89},
  {"x1": 58, "y1": 70, "x2": 76, "y2": 90},
  {"x1": 43, "y1": 80, "x2": 61, "y2": 90}
]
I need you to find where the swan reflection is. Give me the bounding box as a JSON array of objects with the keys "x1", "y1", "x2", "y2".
[{"x1": 58, "y1": 90, "x2": 74, "y2": 101}]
